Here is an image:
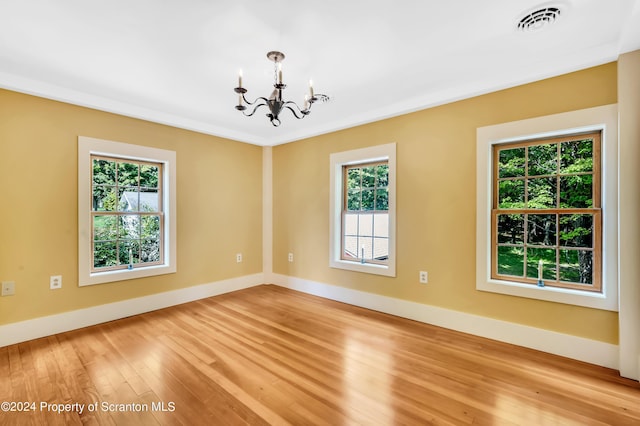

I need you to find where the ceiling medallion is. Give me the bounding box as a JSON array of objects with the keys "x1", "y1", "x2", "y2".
[{"x1": 234, "y1": 51, "x2": 329, "y2": 127}]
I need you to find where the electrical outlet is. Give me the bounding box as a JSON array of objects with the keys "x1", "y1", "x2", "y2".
[
  {"x1": 419, "y1": 271, "x2": 428, "y2": 284},
  {"x1": 1, "y1": 281, "x2": 15, "y2": 296},
  {"x1": 50, "y1": 275, "x2": 62, "y2": 290},
  {"x1": 236, "y1": 253, "x2": 243, "y2": 263},
  {"x1": 288, "y1": 253, "x2": 294, "y2": 262}
]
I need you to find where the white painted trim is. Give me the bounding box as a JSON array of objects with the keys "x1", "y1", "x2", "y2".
[
  {"x1": 271, "y1": 273, "x2": 619, "y2": 370},
  {"x1": 476, "y1": 104, "x2": 619, "y2": 311},
  {"x1": 263, "y1": 147, "x2": 273, "y2": 280},
  {"x1": 0, "y1": 274, "x2": 264, "y2": 348},
  {"x1": 617, "y1": 50, "x2": 640, "y2": 381}
]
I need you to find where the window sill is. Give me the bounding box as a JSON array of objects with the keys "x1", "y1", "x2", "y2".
[
  {"x1": 80, "y1": 264, "x2": 177, "y2": 287},
  {"x1": 477, "y1": 278, "x2": 615, "y2": 311},
  {"x1": 330, "y1": 259, "x2": 396, "y2": 277}
]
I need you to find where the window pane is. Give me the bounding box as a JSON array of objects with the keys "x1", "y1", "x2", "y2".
[
  {"x1": 94, "y1": 241, "x2": 117, "y2": 268},
  {"x1": 118, "y1": 162, "x2": 139, "y2": 186},
  {"x1": 141, "y1": 239, "x2": 161, "y2": 263},
  {"x1": 93, "y1": 215, "x2": 117, "y2": 241},
  {"x1": 373, "y1": 237, "x2": 389, "y2": 260},
  {"x1": 375, "y1": 188, "x2": 388, "y2": 211},
  {"x1": 343, "y1": 236, "x2": 358, "y2": 259},
  {"x1": 376, "y1": 164, "x2": 389, "y2": 187},
  {"x1": 560, "y1": 249, "x2": 593, "y2": 285},
  {"x1": 141, "y1": 215, "x2": 161, "y2": 239},
  {"x1": 497, "y1": 246, "x2": 524, "y2": 277},
  {"x1": 118, "y1": 188, "x2": 138, "y2": 212},
  {"x1": 139, "y1": 190, "x2": 160, "y2": 212},
  {"x1": 361, "y1": 167, "x2": 376, "y2": 188},
  {"x1": 119, "y1": 215, "x2": 140, "y2": 239},
  {"x1": 498, "y1": 179, "x2": 525, "y2": 208},
  {"x1": 347, "y1": 168, "x2": 361, "y2": 190},
  {"x1": 361, "y1": 238, "x2": 373, "y2": 260},
  {"x1": 528, "y1": 143, "x2": 557, "y2": 176},
  {"x1": 140, "y1": 165, "x2": 159, "y2": 188},
  {"x1": 119, "y1": 240, "x2": 140, "y2": 265},
  {"x1": 559, "y1": 214, "x2": 593, "y2": 248},
  {"x1": 561, "y1": 139, "x2": 593, "y2": 173},
  {"x1": 347, "y1": 189, "x2": 360, "y2": 211},
  {"x1": 373, "y1": 213, "x2": 389, "y2": 238},
  {"x1": 344, "y1": 213, "x2": 358, "y2": 236},
  {"x1": 560, "y1": 175, "x2": 593, "y2": 208},
  {"x1": 93, "y1": 159, "x2": 116, "y2": 185},
  {"x1": 527, "y1": 177, "x2": 556, "y2": 209},
  {"x1": 361, "y1": 189, "x2": 375, "y2": 210},
  {"x1": 527, "y1": 214, "x2": 556, "y2": 246},
  {"x1": 358, "y1": 214, "x2": 373, "y2": 237},
  {"x1": 499, "y1": 147, "x2": 525, "y2": 178},
  {"x1": 497, "y1": 214, "x2": 524, "y2": 244},
  {"x1": 526, "y1": 247, "x2": 557, "y2": 280},
  {"x1": 93, "y1": 185, "x2": 116, "y2": 211}
]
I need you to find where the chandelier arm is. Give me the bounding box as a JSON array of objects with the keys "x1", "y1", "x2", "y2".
[
  {"x1": 284, "y1": 101, "x2": 311, "y2": 120},
  {"x1": 241, "y1": 97, "x2": 270, "y2": 117}
]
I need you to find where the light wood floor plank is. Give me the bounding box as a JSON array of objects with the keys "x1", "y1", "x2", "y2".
[{"x1": 1, "y1": 284, "x2": 639, "y2": 425}]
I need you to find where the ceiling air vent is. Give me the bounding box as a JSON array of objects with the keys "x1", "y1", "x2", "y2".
[{"x1": 517, "y1": 6, "x2": 562, "y2": 31}]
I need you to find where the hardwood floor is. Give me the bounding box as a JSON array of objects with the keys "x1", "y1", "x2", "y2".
[{"x1": 1, "y1": 285, "x2": 639, "y2": 425}]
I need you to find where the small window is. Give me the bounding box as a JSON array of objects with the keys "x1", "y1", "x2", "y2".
[
  {"x1": 91, "y1": 156, "x2": 164, "y2": 271},
  {"x1": 330, "y1": 143, "x2": 396, "y2": 277},
  {"x1": 78, "y1": 136, "x2": 176, "y2": 286},
  {"x1": 342, "y1": 161, "x2": 390, "y2": 264},
  {"x1": 492, "y1": 132, "x2": 601, "y2": 292}
]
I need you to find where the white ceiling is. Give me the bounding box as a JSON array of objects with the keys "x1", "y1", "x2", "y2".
[{"x1": 1, "y1": 0, "x2": 639, "y2": 146}]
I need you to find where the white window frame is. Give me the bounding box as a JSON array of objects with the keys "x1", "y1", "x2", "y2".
[
  {"x1": 476, "y1": 105, "x2": 618, "y2": 311},
  {"x1": 330, "y1": 143, "x2": 396, "y2": 277},
  {"x1": 78, "y1": 136, "x2": 177, "y2": 286}
]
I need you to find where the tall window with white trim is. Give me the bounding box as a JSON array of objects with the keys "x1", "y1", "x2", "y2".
[
  {"x1": 330, "y1": 143, "x2": 396, "y2": 277},
  {"x1": 78, "y1": 136, "x2": 177, "y2": 286}
]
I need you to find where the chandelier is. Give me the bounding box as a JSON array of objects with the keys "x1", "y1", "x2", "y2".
[{"x1": 234, "y1": 51, "x2": 329, "y2": 127}]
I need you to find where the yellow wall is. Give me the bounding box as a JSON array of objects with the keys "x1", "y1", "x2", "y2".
[
  {"x1": 0, "y1": 90, "x2": 263, "y2": 325},
  {"x1": 272, "y1": 63, "x2": 619, "y2": 344}
]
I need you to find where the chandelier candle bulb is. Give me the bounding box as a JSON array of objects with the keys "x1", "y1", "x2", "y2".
[
  {"x1": 238, "y1": 69, "x2": 243, "y2": 88},
  {"x1": 309, "y1": 80, "x2": 314, "y2": 98},
  {"x1": 278, "y1": 63, "x2": 283, "y2": 84}
]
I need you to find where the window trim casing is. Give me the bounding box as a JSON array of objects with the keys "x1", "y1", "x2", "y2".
[
  {"x1": 476, "y1": 105, "x2": 618, "y2": 311},
  {"x1": 79, "y1": 136, "x2": 177, "y2": 286},
  {"x1": 330, "y1": 143, "x2": 396, "y2": 277}
]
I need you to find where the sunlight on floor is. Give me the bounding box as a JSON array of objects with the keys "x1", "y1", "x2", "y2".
[{"x1": 343, "y1": 329, "x2": 396, "y2": 424}]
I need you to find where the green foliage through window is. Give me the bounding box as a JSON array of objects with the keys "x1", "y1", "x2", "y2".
[
  {"x1": 493, "y1": 132, "x2": 600, "y2": 290},
  {"x1": 91, "y1": 156, "x2": 163, "y2": 270},
  {"x1": 343, "y1": 162, "x2": 389, "y2": 263}
]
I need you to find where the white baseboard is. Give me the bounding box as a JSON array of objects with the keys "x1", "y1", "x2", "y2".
[
  {"x1": 1, "y1": 272, "x2": 620, "y2": 372},
  {"x1": 0, "y1": 273, "x2": 264, "y2": 348},
  {"x1": 270, "y1": 274, "x2": 619, "y2": 370}
]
